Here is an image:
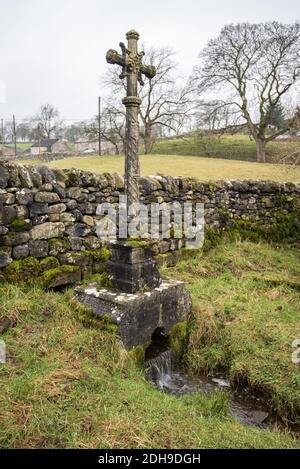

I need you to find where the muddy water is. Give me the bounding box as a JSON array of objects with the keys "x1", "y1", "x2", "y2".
[{"x1": 145, "y1": 349, "x2": 270, "y2": 428}]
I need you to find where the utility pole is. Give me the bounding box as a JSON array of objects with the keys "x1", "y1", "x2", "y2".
[
  {"x1": 38, "y1": 124, "x2": 41, "y2": 157},
  {"x1": 98, "y1": 96, "x2": 101, "y2": 156},
  {"x1": 1, "y1": 118, "x2": 3, "y2": 153},
  {"x1": 13, "y1": 115, "x2": 17, "y2": 158}
]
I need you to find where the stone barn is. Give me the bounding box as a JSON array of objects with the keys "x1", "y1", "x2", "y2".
[
  {"x1": 30, "y1": 139, "x2": 69, "y2": 156},
  {"x1": 75, "y1": 140, "x2": 119, "y2": 155}
]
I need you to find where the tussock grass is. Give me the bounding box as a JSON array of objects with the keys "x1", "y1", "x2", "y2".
[
  {"x1": 0, "y1": 276, "x2": 299, "y2": 448},
  {"x1": 161, "y1": 239, "x2": 300, "y2": 422}
]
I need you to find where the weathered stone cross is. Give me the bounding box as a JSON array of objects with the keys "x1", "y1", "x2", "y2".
[{"x1": 106, "y1": 30, "x2": 156, "y2": 208}]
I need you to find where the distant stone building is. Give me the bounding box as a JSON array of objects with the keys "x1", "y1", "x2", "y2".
[
  {"x1": 30, "y1": 139, "x2": 69, "y2": 156},
  {"x1": 74, "y1": 140, "x2": 98, "y2": 153},
  {"x1": 74, "y1": 140, "x2": 118, "y2": 155}
]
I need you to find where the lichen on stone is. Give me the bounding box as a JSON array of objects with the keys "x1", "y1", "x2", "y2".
[{"x1": 71, "y1": 298, "x2": 118, "y2": 331}]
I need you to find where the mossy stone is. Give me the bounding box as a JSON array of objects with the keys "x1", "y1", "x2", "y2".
[
  {"x1": 42, "y1": 265, "x2": 81, "y2": 288},
  {"x1": 3, "y1": 257, "x2": 40, "y2": 283},
  {"x1": 10, "y1": 218, "x2": 31, "y2": 232},
  {"x1": 40, "y1": 256, "x2": 60, "y2": 271},
  {"x1": 48, "y1": 238, "x2": 70, "y2": 256}
]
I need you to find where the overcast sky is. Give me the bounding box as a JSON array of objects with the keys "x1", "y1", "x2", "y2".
[{"x1": 0, "y1": 0, "x2": 299, "y2": 121}]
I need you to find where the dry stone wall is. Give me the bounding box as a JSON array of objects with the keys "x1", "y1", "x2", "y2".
[{"x1": 0, "y1": 161, "x2": 299, "y2": 287}]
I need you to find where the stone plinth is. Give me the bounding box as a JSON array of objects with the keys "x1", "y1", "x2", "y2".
[
  {"x1": 74, "y1": 280, "x2": 192, "y2": 349},
  {"x1": 106, "y1": 242, "x2": 161, "y2": 293}
]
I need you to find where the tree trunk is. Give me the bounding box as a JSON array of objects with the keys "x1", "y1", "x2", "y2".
[
  {"x1": 256, "y1": 139, "x2": 266, "y2": 163},
  {"x1": 144, "y1": 126, "x2": 153, "y2": 154}
]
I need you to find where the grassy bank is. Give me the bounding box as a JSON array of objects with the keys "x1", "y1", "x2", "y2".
[
  {"x1": 0, "y1": 240, "x2": 300, "y2": 448},
  {"x1": 152, "y1": 134, "x2": 300, "y2": 163},
  {"x1": 161, "y1": 239, "x2": 300, "y2": 422},
  {"x1": 18, "y1": 154, "x2": 300, "y2": 182},
  {"x1": 4, "y1": 143, "x2": 32, "y2": 151}
]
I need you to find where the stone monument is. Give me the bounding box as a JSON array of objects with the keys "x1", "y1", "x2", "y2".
[
  {"x1": 106, "y1": 29, "x2": 156, "y2": 208},
  {"x1": 74, "y1": 30, "x2": 191, "y2": 349}
]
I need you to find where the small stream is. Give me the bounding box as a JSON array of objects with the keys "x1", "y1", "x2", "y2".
[{"x1": 145, "y1": 348, "x2": 272, "y2": 428}]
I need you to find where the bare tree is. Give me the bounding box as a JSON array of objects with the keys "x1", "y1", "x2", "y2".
[
  {"x1": 16, "y1": 121, "x2": 32, "y2": 142},
  {"x1": 104, "y1": 46, "x2": 192, "y2": 154},
  {"x1": 84, "y1": 97, "x2": 126, "y2": 154},
  {"x1": 195, "y1": 100, "x2": 242, "y2": 132},
  {"x1": 63, "y1": 123, "x2": 86, "y2": 143},
  {"x1": 291, "y1": 106, "x2": 300, "y2": 132},
  {"x1": 33, "y1": 104, "x2": 62, "y2": 139},
  {"x1": 102, "y1": 112, "x2": 125, "y2": 154},
  {"x1": 2, "y1": 121, "x2": 14, "y2": 143},
  {"x1": 191, "y1": 22, "x2": 300, "y2": 162}
]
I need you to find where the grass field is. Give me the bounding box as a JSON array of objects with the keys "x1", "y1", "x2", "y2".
[
  {"x1": 161, "y1": 239, "x2": 300, "y2": 422},
  {"x1": 152, "y1": 134, "x2": 300, "y2": 163},
  {"x1": 0, "y1": 240, "x2": 299, "y2": 448},
  {"x1": 19, "y1": 154, "x2": 300, "y2": 182},
  {"x1": 4, "y1": 143, "x2": 32, "y2": 151}
]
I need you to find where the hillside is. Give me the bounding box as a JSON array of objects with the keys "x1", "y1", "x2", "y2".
[{"x1": 152, "y1": 134, "x2": 300, "y2": 163}]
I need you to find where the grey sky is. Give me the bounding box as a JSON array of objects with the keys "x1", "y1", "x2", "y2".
[{"x1": 0, "y1": 0, "x2": 299, "y2": 121}]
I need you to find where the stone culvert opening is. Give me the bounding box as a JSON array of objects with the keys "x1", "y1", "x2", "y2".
[{"x1": 145, "y1": 327, "x2": 169, "y2": 362}]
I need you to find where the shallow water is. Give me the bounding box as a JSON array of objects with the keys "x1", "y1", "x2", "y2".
[{"x1": 145, "y1": 349, "x2": 270, "y2": 428}]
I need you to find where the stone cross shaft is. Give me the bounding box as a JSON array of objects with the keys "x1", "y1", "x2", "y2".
[{"x1": 106, "y1": 30, "x2": 156, "y2": 207}]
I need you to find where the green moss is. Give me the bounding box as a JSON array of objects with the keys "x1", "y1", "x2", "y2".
[
  {"x1": 92, "y1": 261, "x2": 105, "y2": 274},
  {"x1": 71, "y1": 298, "x2": 118, "y2": 332},
  {"x1": 97, "y1": 272, "x2": 113, "y2": 289},
  {"x1": 3, "y1": 257, "x2": 40, "y2": 283},
  {"x1": 10, "y1": 219, "x2": 29, "y2": 231},
  {"x1": 79, "y1": 272, "x2": 113, "y2": 289},
  {"x1": 190, "y1": 179, "x2": 201, "y2": 191},
  {"x1": 230, "y1": 211, "x2": 300, "y2": 243},
  {"x1": 169, "y1": 321, "x2": 188, "y2": 364},
  {"x1": 48, "y1": 238, "x2": 70, "y2": 252},
  {"x1": 40, "y1": 256, "x2": 60, "y2": 271},
  {"x1": 203, "y1": 227, "x2": 222, "y2": 251},
  {"x1": 0, "y1": 246, "x2": 11, "y2": 254},
  {"x1": 98, "y1": 247, "x2": 111, "y2": 262},
  {"x1": 42, "y1": 265, "x2": 79, "y2": 283},
  {"x1": 275, "y1": 194, "x2": 297, "y2": 206},
  {"x1": 1, "y1": 232, "x2": 22, "y2": 241},
  {"x1": 125, "y1": 238, "x2": 150, "y2": 248},
  {"x1": 66, "y1": 171, "x2": 81, "y2": 186},
  {"x1": 84, "y1": 247, "x2": 111, "y2": 263},
  {"x1": 208, "y1": 181, "x2": 217, "y2": 192},
  {"x1": 128, "y1": 344, "x2": 147, "y2": 367},
  {"x1": 79, "y1": 273, "x2": 104, "y2": 287},
  {"x1": 125, "y1": 239, "x2": 161, "y2": 255}
]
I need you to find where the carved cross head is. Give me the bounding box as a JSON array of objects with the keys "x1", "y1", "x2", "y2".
[{"x1": 106, "y1": 30, "x2": 156, "y2": 86}]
